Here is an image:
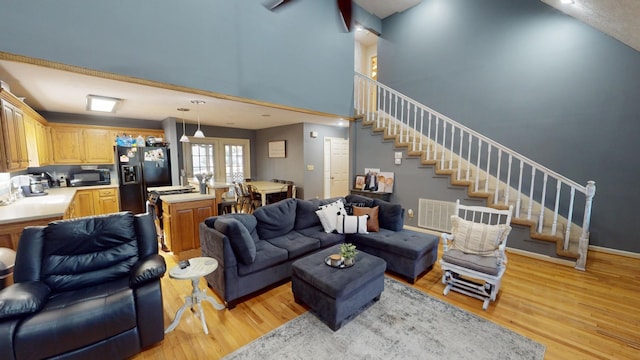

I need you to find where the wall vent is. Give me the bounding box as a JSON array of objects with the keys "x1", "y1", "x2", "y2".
[{"x1": 418, "y1": 199, "x2": 457, "y2": 233}]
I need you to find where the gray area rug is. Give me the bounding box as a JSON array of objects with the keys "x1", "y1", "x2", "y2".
[{"x1": 223, "y1": 277, "x2": 545, "y2": 360}]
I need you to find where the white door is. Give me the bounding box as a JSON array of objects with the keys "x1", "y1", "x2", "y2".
[{"x1": 324, "y1": 137, "x2": 349, "y2": 198}]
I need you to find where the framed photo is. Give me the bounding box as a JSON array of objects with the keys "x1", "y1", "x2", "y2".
[
  {"x1": 354, "y1": 175, "x2": 365, "y2": 190},
  {"x1": 268, "y1": 140, "x2": 286, "y2": 158}
]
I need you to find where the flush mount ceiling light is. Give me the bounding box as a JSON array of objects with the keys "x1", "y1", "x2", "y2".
[
  {"x1": 191, "y1": 100, "x2": 206, "y2": 138},
  {"x1": 560, "y1": 0, "x2": 574, "y2": 4},
  {"x1": 86, "y1": 95, "x2": 121, "y2": 113},
  {"x1": 177, "y1": 107, "x2": 190, "y2": 143}
]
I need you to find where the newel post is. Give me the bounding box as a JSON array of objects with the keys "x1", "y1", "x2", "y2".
[{"x1": 575, "y1": 180, "x2": 596, "y2": 271}]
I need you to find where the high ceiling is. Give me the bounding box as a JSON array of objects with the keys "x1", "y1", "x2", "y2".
[{"x1": 0, "y1": 0, "x2": 637, "y2": 131}]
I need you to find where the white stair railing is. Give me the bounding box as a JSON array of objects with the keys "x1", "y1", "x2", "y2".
[{"x1": 354, "y1": 72, "x2": 596, "y2": 270}]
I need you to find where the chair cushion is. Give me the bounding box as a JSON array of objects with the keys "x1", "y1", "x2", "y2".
[
  {"x1": 449, "y1": 216, "x2": 512, "y2": 256},
  {"x1": 41, "y1": 212, "x2": 139, "y2": 292},
  {"x1": 254, "y1": 198, "x2": 297, "y2": 239},
  {"x1": 335, "y1": 214, "x2": 369, "y2": 234},
  {"x1": 214, "y1": 218, "x2": 256, "y2": 265},
  {"x1": 373, "y1": 199, "x2": 404, "y2": 231},
  {"x1": 264, "y1": 231, "x2": 320, "y2": 259},
  {"x1": 442, "y1": 249, "x2": 500, "y2": 275},
  {"x1": 353, "y1": 205, "x2": 380, "y2": 232},
  {"x1": 14, "y1": 278, "x2": 137, "y2": 360}
]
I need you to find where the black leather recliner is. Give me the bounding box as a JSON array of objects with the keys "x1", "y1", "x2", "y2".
[{"x1": 0, "y1": 211, "x2": 166, "y2": 360}]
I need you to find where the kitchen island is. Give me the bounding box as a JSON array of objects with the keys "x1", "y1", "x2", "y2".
[{"x1": 158, "y1": 191, "x2": 218, "y2": 259}]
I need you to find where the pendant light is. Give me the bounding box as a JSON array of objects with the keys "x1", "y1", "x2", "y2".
[
  {"x1": 191, "y1": 100, "x2": 206, "y2": 138},
  {"x1": 177, "y1": 107, "x2": 190, "y2": 143}
]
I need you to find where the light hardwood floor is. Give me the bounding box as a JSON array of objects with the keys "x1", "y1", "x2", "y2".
[{"x1": 133, "y1": 245, "x2": 640, "y2": 360}]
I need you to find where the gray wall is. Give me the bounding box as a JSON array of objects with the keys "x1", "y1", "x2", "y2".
[
  {"x1": 1, "y1": 1, "x2": 354, "y2": 118},
  {"x1": 376, "y1": 0, "x2": 640, "y2": 252},
  {"x1": 255, "y1": 124, "x2": 305, "y2": 197}
]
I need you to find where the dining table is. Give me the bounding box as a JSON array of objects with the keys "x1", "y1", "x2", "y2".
[{"x1": 245, "y1": 181, "x2": 287, "y2": 206}]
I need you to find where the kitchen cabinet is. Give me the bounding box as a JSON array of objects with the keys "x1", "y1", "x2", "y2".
[
  {"x1": 24, "y1": 115, "x2": 52, "y2": 167},
  {"x1": 0, "y1": 98, "x2": 29, "y2": 172},
  {"x1": 51, "y1": 125, "x2": 114, "y2": 164},
  {"x1": 65, "y1": 187, "x2": 120, "y2": 219},
  {"x1": 162, "y1": 197, "x2": 216, "y2": 256},
  {"x1": 51, "y1": 124, "x2": 166, "y2": 165},
  {"x1": 94, "y1": 188, "x2": 120, "y2": 215}
]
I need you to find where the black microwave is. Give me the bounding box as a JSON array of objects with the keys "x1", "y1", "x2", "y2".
[{"x1": 68, "y1": 169, "x2": 111, "y2": 187}]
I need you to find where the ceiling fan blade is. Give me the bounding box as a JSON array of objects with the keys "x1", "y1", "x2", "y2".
[
  {"x1": 337, "y1": 0, "x2": 353, "y2": 32},
  {"x1": 263, "y1": 0, "x2": 295, "y2": 11}
]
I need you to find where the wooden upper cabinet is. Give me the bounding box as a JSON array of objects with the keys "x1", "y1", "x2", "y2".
[
  {"x1": 51, "y1": 125, "x2": 85, "y2": 164},
  {"x1": 84, "y1": 128, "x2": 115, "y2": 163},
  {"x1": 0, "y1": 100, "x2": 29, "y2": 172},
  {"x1": 36, "y1": 121, "x2": 52, "y2": 165}
]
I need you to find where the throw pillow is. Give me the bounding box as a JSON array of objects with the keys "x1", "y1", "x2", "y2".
[
  {"x1": 214, "y1": 217, "x2": 257, "y2": 265},
  {"x1": 315, "y1": 199, "x2": 346, "y2": 233},
  {"x1": 344, "y1": 202, "x2": 367, "y2": 215},
  {"x1": 353, "y1": 205, "x2": 380, "y2": 232},
  {"x1": 254, "y1": 198, "x2": 297, "y2": 239},
  {"x1": 449, "y1": 215, "x2": 512, "y2": 256},
  {"x1": 373, "y1": 199, "x2": 404, "y2": 231},
  {"x1": 335, "y1": 214, "x2": 369, "y2": 234}
]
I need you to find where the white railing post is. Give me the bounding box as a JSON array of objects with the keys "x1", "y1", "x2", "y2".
[
  {"x1": 426, "y1": 113, "x2": 433, "y2": 160},
  {"x1": 440, "y1": 121, "x2": 446, "y2": 170},
  {"x1": 457, "y1": 129, "x2": 463, "y2": 180},
  {"x1": 394, "y1": 96, "x2": 398, "y2": 135},
  {"x1": 484, "y1": 144, "x2": 491, "y2": 193},
  {"x1": 552, "y1": 180, "x2": 561, "y2": 235},
  {"x1": 564, "y1": 187, "x2": 576, "y2": 250},
  {"x1": 419, "y1": 109, "x2": 424, "y2": 153},
  {"x1": 494, "y1": 149, "x2": 502, "y2": 204},
  {"x1": 466, "y1": 133, "x2": 472, "y2": 181},
  {"x1": 449, "y1": 124, "x2": 455, "y2": 170},
  {"x1": 538, "y1": 173, "x2": 548, "y2": 233},
  {"x1": 400, "y1": 100, "x2": 405, "y2": 143},
  {"x1": 434, "y1": 116, "x2": 440, "y2": 161},
  {"x1": 475, "y1": 140, "x2": 482, "y2": 192},
  {"x1": 505, "y1": 155, "x2": 512, "y2": 205},
  {"x1": 528, "y1": 168, "x2": 536, "y2": 220},
  {"x1": 412, "y1": 106, "x2": 418, "y2": 151},
  {"x1": 575, "y1": 181, "x2": 596, "y2": 271},
  {"x1": 516, "y1": 162, "x2": 524, "y2": 218}
]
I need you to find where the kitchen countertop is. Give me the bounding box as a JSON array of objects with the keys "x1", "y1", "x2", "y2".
[
  {"x1": 158, "y1": 192, "x2": 217, "y2": 204},
  {"x1": 0, "y1": 185, "x2": 118, "y2": 225}
]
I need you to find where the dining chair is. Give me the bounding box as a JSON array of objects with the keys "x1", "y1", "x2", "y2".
[{"x1": 245, "y1": 184, "x2": 262, "y2": 212}]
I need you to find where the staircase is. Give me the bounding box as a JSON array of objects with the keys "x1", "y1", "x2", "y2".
[{"x1": 354, "y1": 73, "x2": 596, "y2": 270}]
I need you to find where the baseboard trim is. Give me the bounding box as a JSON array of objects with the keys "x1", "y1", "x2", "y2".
[
  {"x1": 589, "y1": 245, "x2": 640, "y2": 259},
  {"x1": 505, "y1": 247, "x2": 576, "y2": 267}
]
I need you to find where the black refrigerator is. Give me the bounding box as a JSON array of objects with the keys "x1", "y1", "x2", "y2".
[{"x1": 116, "y1": 146, "x2": 171, "y2": 214}]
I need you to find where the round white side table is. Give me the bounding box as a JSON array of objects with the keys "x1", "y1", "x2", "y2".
[{"x1": 165, "y1": 256, "x2": 225, "y2": 334}]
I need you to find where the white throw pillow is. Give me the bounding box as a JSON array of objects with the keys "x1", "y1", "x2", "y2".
[
  {"x1": 449, "y1": 215, "x2": 512, "y2": 256},
  {"x1": 315, "y1": 200, "x2": 346, "y2": 233},
  {"x1": 335, "y1": 214, "x2": 369, "y2": 234}
]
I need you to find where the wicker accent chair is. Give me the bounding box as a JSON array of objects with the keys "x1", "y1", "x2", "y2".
[{"x1": 440, "y1": 200, "x2": 513, "y2": 310}]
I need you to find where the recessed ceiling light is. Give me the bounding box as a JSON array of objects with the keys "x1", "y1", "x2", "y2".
[
  {"x1": 86, "y1": 95, "x2": 121, "y2": 113},
  {"x1": 560, "y1": 0, "x2": 574, "y2": 4}
]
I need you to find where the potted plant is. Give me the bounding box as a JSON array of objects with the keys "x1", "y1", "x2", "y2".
[{"x1": 340, "y1": 243, "x2": 358, "y2": 266}]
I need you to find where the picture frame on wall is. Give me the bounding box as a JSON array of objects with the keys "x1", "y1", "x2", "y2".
[
  {"x1": 268, "y1": 140, "x2": 286, "y2": 158},
  {"x1": 354, "y1": 175, "x2": 365, "y2": 190}
]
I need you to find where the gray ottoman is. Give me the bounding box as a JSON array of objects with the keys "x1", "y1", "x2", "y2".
[{"x1": 291, "y1": 245, "x2": 386, "y2": 331}]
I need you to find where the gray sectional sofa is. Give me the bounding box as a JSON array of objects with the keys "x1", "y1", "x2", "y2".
[{"x1": 200, "y1": 194, "x2": 439, "y2": 309}]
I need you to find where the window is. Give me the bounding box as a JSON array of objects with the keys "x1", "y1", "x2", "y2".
[{"x1": 182, "y1": 137, "x2": 251, "y2": 183}]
